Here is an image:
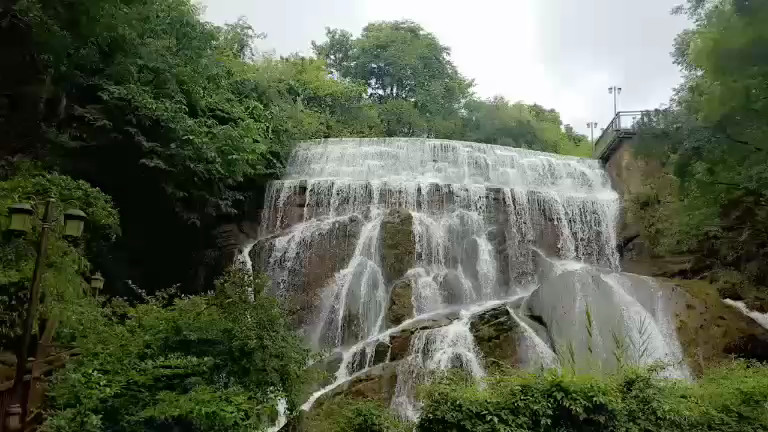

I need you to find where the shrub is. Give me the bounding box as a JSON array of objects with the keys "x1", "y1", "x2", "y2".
[
  {"x1": 417, "y1": 362, "x2": 768, "y2": 432},
  {"x1": 304, "y1": 398, "x2": 411, "y2": 432},
  {"x1": 42, "y1": 268, "x2": 309, "y2": 432}
]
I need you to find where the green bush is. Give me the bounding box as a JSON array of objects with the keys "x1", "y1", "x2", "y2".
[
  {"x1": 417, "y1": 362, "x2": 768, "y2": 432},
  {"x1": 42, "y1": 268, "x2": 309, "y2": 432}
]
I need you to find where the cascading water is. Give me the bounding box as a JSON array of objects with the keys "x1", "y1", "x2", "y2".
[
  {"x1": 250, "y1": 138, "x2": 688, "y2": 419},
  {"x1": 392, "y1": 315, "x2": 485, "y2": 421}
]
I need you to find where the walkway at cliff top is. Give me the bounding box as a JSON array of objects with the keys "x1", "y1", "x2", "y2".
[{"x1": 593, "y1": 111, "x2": 651, "y2": 162}]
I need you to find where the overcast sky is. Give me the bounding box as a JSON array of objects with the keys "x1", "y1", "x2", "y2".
[{"x1": 199, "y1": 0, "x2": 689, "y2": 136}]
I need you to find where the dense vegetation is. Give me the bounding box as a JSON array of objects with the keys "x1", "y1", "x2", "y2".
[
  {"x1": 295, "y1": 363, "x2": 768, "y2": 432},
  {"x1": 627, "y1": 0, "x2": 768, "y2": 308},
  {"x1": 303, "y1": 398, "x2": 411, "y2": 432},
  {"x1": 416, "y1": 363, "x2": 768, "y2": 431},
  {"x1": 0, "y1": 164, "x2": 120, "y2": 350},
  {"x1": 41, "y1": 269, "x2": 308, "y2": 432},
  {"x1": 3, "y1": 0, "x2": 768, "y2": 430}
]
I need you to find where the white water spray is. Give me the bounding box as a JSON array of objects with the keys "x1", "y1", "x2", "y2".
[{"x1": 247, "y1": 138, "x2": 685, "y2": 419}]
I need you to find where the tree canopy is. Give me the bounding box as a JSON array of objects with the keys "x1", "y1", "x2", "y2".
[
  {"x1": 312, "y1": 21, "x2": 590, "y2": 155},
  {"x1": 629, "y1": 0, "x2": 768, "y2": 304}
]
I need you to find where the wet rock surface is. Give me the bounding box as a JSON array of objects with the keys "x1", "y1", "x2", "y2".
[
  {"x1": 470, "y1": 304, "x2": 523, "y2": 368},
  {"x1": 387, "y1": 278, "x2": 414, "y2": 326},
  {"x1": 250, "y1": 214, "x2": 362, "y2": 327},
  {"x1": 665, "y1": 278, "x2": 768, "y2": 373},
  {"x1": 380, "y1": 208, "x2": 415, "y2": 284},
  {"x1": 317, "y1": 361, "x2": 400, "y2": 405}
]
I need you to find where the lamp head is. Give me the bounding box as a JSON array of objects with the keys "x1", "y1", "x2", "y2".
[
  {"x1": 7, "y1": 203, "x2": 34, "y2": 233},
  {"x1": 90, "y1": 272, "x2": 105, "y2": 290},
  {"x1": 63, "y1": 209, "x2": 87, "y2": 238}
]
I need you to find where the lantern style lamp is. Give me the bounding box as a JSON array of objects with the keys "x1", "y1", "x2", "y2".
[
  {"x1": 63, "y1": 209, "x2": 86, "y2": 238},
  {"x1": 5, "y1": 403, "x2": 21, "y2": 430},
  {"x1": 8, "y1": 203, "x2": 34, "y2": 233},
  {"x1": 90, "y1": 272, "x2": 105, "y2": 291}
]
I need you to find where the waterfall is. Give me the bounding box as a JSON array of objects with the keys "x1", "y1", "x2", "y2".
[
  {"x1": 391, "y1": 315, "x2": 485, "y2": 421},
  {"x1": 250, "y1": 138, "x2": 687, "y2": 419}
]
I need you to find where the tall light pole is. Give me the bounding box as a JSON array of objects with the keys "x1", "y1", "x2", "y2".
[
  {"x1": 608, "y1": 86, "x2": 622, "y2": 115},
  {"x1": 586, "y1": 122, "x2": 598, "y2": 150},
  {"x1": 4, "y1": 199, "x2": 87, "y2": 431}
]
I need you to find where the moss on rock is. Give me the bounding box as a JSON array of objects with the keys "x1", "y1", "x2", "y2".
[
  {"x1": 469, "y1": 305, "x2": 522, "y2": 369},
  {"x1": 380, "y1": 208, "x2": 415, "y2": 284},
  {"x1": 669, "y1": 278, "x2": 768, "y2": 374},
  {"x1": 387, "y1": 278, "x2": 413, "y2": 326}
]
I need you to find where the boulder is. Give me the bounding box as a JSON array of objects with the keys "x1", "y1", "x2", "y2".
[
  {"x1": 470, "y1": 304, "x2": 523, "y2": 368},
  {"x1": 380, "y1": 208, "x2": 415, "y2": 284},
  {"x1": 665, "y1": 278, "x2": 768, "y2": 373},
  {"x1": 528, "y1": 253, "x2": 768, "y2": 375},
  {"x1": 389, "y1": 332, "x2": 412, "y2": 361},
  {"x1": 439, "y1": 270, "x2": 466, "y2": 305},
  {"x1": 387, "y1": 278, "x2": 414, "y2": 326},
  {"x1": 290, "y1": 361, "x2": 401, "y2": 432},
  {"x1": 528, "y1": 257, "x2": 684, "y2": 374},
  {"x1": 305, "y1": 351, "x2": 344, "y2": 394},
  {"x1": 341, "y1": 361, "x2": 399, "y2": 402},
  {"x1": 313, "y1": 361, "x2": 400, "y2": 406}
]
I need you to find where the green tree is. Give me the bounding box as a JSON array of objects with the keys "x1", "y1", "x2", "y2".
[
  {"x1": 629, "y1": 0, "x2": 768, "y2": 296},
  {"x1": 313, "y1": 20, "x2": 472, "y2": 137},
  {"x1": 561, "y1": 124, "x2": 592, "y2": 157},
  {"x1": 460, "y1": 96, "x2": 573, "y2": 154},
  {"x1": 3, "y1": 0, "x2": 383, "y2": 294}
]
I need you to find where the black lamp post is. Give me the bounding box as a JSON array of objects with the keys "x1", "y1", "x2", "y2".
[{"x1": 4, "y1": 199, "x2": 88, "y2": 431}]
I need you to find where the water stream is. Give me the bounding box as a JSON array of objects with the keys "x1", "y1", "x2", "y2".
[{"x1": 249, "y1": 138, "x2": 687, "y2": 420}]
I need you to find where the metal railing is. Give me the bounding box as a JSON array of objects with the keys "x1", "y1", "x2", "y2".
[{"x1": 593, "y1": 110, "x2": 650, "y2": 160}]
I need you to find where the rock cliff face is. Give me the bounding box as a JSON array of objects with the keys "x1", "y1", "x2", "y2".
[
  {"x1": 665, "y1": 279, "x2": 768, "y2": 371},
  {"x1": 603, "y1": 137, "x2": 703, "y2": 278},
  {"x1": 241, "y1": 138, "x2": 768, "y2": 429},
  {"x1": 603, "y1": 138, "x2": 768, "y2": 370},
  {"x1": 250, "y1": 214, "x2": 363, "y2": 328}
]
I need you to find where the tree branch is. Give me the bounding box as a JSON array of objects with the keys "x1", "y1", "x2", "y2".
[{"x1": 714, "y1": 122, "x2": 763, "y2": 151}]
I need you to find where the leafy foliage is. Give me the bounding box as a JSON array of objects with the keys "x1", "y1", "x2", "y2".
[
  {"x1": 0, "y1": 166, "x2": 119, "y2": 347},
  {"x1": 462, "y1": 97, "x2": 590, "y2": 155},
  {"x1": 304, "y1": 398, "x2": 411, "y2": 432},
  {"x1": 42, "y1": 268, "x2": 309, "y2": 432},
  {"x1": 4, "y1": 0, "x2": 390, "y2": 293},
  {"x1": 313, "y1": 21, "x2": 590, "y2": 155},
  {"x1": 417, "y1": 362, "x2": 768, "y2": 431},
  {"x1": 625, "y1": 0, "x2": 768, "y2": 306}
]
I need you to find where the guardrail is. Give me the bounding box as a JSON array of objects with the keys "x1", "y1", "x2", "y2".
[{"x1": 593, "y1": 110, "x2": 650, "y2": 161}]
